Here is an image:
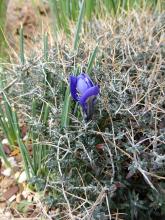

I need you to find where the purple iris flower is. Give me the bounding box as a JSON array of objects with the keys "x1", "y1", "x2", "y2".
[{"x1": 69, "y1": 73, "x2": 99, "y2": 120}]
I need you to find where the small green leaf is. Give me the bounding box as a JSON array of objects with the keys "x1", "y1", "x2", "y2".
[{"x1": 61, "y1": 86, "x2": 71, "y2": 128}]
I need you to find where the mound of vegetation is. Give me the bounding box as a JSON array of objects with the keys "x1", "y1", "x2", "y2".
[{"x1": 0, "y1": 10, "x2": 165, "y2": 220}]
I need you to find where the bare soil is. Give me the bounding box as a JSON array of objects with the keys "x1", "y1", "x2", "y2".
[{"x1": 6, "y1": 0, "x2": 50, "y2": 57}]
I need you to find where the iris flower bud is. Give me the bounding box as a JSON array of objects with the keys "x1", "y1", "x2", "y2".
[{"x1": 69, "y1": 73, "x2": 99, "y2": 120}]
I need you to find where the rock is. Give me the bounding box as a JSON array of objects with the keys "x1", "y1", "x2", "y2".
[
  {"x1": 8, "y1": 194, "x2": 16, "y2": 202},
  {"x1": 1, "y1": 168, "x2": 12, "y2": 177},
  {"x1": 23, "y1": 134, "x2": 28, "y2": 141},
  {"x1": 18, "y1": 171, "x2": 27, "y2": 183},
  {"x1": 3, "y1": 185, "x2": 19, "y2": 201},
  {"x1": 2, "y1": 139, "x2": 9, "y2": 145},
  {"x1": 8, "y1": 157, "x2": 17, "y2": 167},
  {"x1": 22, "y1": 189, "x2": 29, "y2": 199}
]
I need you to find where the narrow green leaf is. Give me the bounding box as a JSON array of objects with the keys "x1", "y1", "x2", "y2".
[
  {"x1": 71, "y1": 0, "x2": 78, "y2": 21},
  {"x1": 61, "y1": 86, "x2": 71, "y2": 128},
  {"x1": 0, "y1": 142, "x2": 11, "y2": 167},
  {"x1": 2, "y1": 94, "x2": 17, "y2": 141},
  {"x1": 49, "y1": 0, "x2": 61, "y2": 34},
  {"x1": 87, "y1": 44, "x2": 99, "y2": 74},
  {"x1": 73, "y1": 0, "x2": 85, "y2": 50},
  {"x1": 0, "y1": 108, "x2": 14, "y2": 147},
  {"x1": 0, "y1": 0, "x2": 7, "y2": 58},
  {"x1": 19, "y1": 25, "x2": 25, "y2": 65},
  {"x1": 104, "y1": 0, "x2": 116, "y2": 15},
  {"x1": 42, "y1": 103, "x2": 50, "y2": 124},
  {"x1": 12, "y1": 109, "x2": 34, "y2": 178},
  {"x1": 59, "y1": 0, "x2": 70, "y2": 34},
  {"x1": 43, "y1": 33, "x2": 52, "y2": 87},
  {"x1": 43, "y1": 33, "x2": 48, "y2": 61},
  {"x1": 0, "y1": 95, "x2": 16, "y2": 148},
  {"x1": 66, "y1": 0, "x2": 71, "y2": 19},
  {"x1": 85, "y1": 0, "x2": 95, "y2": 20},
  {"x1": 31, "y1": 99, "x2": 48, "y2": 175}
]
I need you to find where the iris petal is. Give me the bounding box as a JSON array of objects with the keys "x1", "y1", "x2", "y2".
[
  {"x1": 83, "y1": 74, "x2": 94, "y2": 87},
  {"x1": 69, "y1": 76, "x2": 78, "y2": 101},
  {"x1": 77, "y1": 78, "x2": 89, "y2": 94},
  {"x1": 78, "y1": 73, "x2": 94, "y2": 87},
  {"x1": 79, "y1": 85, "x2": 99, "y2": 111}
]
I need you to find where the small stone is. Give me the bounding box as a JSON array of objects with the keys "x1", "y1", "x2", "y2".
[
  {"x1": 2, "y1": 139, "x2": 9, "y2": 145},
  {"x1": 18, "y1": 171, "x2": 27, "y2": 183},
  {"x1": 1, "y1": 168, "x2": 12, "y2": 177},
  {"x1": 23, "y1": 134, "x2": 28, "y2": 141},
  {"x1": 22, "y1": 189, "x2": 30, "y2": 199},
  {"x1": 8, "y1": 194, "x2": 16, "y2": 202},
  {"x1": 8, "y1": 157, "x2": 17, "y2": 167}
]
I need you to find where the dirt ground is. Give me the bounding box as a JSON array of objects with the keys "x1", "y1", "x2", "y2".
[{"x1": 5, "y1": 0, "x2": 50, "y2": 58}]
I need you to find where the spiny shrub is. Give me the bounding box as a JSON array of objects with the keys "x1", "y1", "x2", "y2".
[{"x1": 1, "y1": 11, "x2": 165, "y2": 220}]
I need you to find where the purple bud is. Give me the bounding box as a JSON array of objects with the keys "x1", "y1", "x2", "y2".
[{"x1": 69, "y1": 73, "x2": 99, "y2": 120}]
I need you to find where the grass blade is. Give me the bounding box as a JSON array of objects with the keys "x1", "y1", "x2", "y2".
[
  {"x1": 0, "y1": 109, "x2": 14, "y2": 147},
  {"x1": 71, "y1": 0, "x2": 79, "y2": 21},
  {"x1": 42, "y1": 103, "x2": 50, "y2": 124},
  {"x1": 49, "y1": 0, "x2": 61, "y2": 33},
  {"x1": 0, "y1": 94, "x2": 17, "y2": 147},
  {"x1": 104, "y1": 0, "x2": 117, "y2": 15},
  {"x1": 2, "y1": 94, "x2": 17, "y2": 141},
  {"x1": 87, "y1": 43, "x2": 99, "y2": 74},
  {"x1": 59, "y1": 0, "x2": 70, "y2": 34},
  {"x1": 61, "y1": 86, "x2": 71, "y2": 128},
  {"x1": 0, "y1": 0, "x2": 7, "y2": 59},
  {"x1": 73, "y1": 0, "x2": 85, "y2": 50},
  {"x1": 12, "y1": 108, "x2": 34, "y2": 178},
  {"x1": 43, "y1": 32, "x2": 48, "y2": 61},
  {"x1": 0, "y1": 142, "x2": 11, "y2": 167},
  {"x1": 85, "y1": 0, "x2": 95, "y2": 20},
  {"x1": 19, "y1": 25, "x2": 25, "y2": 65}
]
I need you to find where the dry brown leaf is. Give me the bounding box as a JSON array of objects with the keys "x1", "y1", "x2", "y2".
[{"x1": 3, "y1": 185, "x2": 19, "y2": 201}]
